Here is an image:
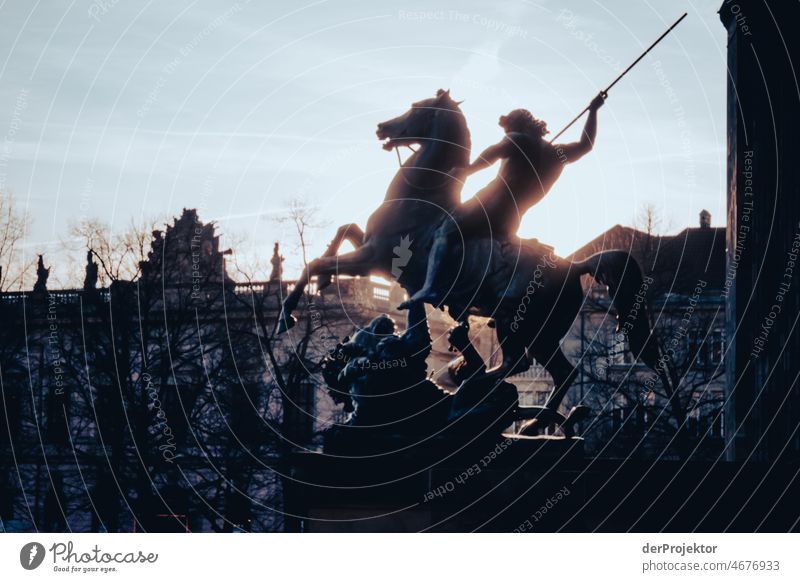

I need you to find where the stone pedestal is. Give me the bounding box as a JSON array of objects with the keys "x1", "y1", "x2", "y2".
[
  {"x1": 284, "y1": 435, "x2": 585, "y2": 532},
  {"x1": 284, "y1": 444, "x2": 800, "y2": 531}
]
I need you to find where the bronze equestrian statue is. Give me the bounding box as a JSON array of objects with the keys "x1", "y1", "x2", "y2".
[
  {"x1": 400, "y1": 92, "x2": 606, "y2": 310},
  {"x1": 277, "y1": 89, "x2": 668, "y2": 433}
]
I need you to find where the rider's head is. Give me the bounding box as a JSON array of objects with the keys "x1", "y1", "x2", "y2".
[{"x1": 499, "y1": 109, "x2": 548, "y2": 138}]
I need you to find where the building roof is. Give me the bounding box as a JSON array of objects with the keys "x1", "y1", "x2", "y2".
[
  {"x1": 568, "y1": 220, "x2": 726, "y2": 295},
  {"x1": 651, "y1": 226, "x2": 726, "y2": 293}
]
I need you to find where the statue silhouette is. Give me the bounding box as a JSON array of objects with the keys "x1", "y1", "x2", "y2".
[
  {"x1": 269, "y1": 242, "x2": 284, "y2": 282},
  {"x1": 278, "y1": 89, "x2": 668, "y2": 434},
  {"x1": 402, "y1": 92, "x2": 606, "y2": 309},
  {"x1": 321, "y1": 302, "x2": 518, "y2": 451},
  {"x1": 83, "y1": 250, "x2": 99, "y2": 291},
  {"x1": 33, "y1": 255, "x2": 49, "y2": 293}
]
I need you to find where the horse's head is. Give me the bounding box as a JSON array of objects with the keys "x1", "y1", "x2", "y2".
[
  {"x1": 376, "y1": 89, "x2": 470, "y2": 162},
  {"x1": 366, "y1": 89, "x2": 471, "y2": 242}
]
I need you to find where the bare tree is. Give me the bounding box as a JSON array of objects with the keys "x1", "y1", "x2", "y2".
[
  {"x1": 3, "y1": 201, "x2": 384, "y2": 532},
  {"x1": 0, "y1": 191, "x2": 31, "y2": 291},
  {"x1": 572, "y1": 204, "x2": 725, "y2": 459},
  {"x1": 574, "y1": 308, "x2": 725, "y2": 459},
  {"x1": 68, "y1": 216, "x2": 164, "y2": 286},
  {"x1": 234, "y1": 198, "x2": 340, "y2": 443},
  {"x1": 3, "y1": 210, "x2": 288, "y2": 532}
]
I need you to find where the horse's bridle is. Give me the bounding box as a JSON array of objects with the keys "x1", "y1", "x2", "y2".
[{"x1": 394, "y1": 145, "x2": 417, "y2": 167}]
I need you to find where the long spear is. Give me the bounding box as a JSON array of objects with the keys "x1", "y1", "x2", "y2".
[{"x1": 549, "y1": 12, "x2": 688, "y2": 143}]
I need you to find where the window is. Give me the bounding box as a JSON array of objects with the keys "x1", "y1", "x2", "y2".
[
  {"x1": 612, "y1": 407, "x2": 625, "y2": 431},
  {"x1": 700, "y1": 410, "x2": 725, "y2": 439},
  {"x1": 514, "y1": 364, "x2": 545, "y2": 380},
  {"x1": 641, "y1": 391, "x2": 655, "y2": 430},
  {"x1": 517, "y1": 391, "x2": 535, "y2": 407},
  {"x1": 687, "y1": 407, "x2": 700, "y2": 437},
  {"x1": 611, "y1": 332, "x2": 631, "y2": 365},
  {"x1": 700, "y1": 390, "x2": 725, "y2": 438},
  {"x1": 694, "y1": 328, "x2": 725, "y2": 368},
  {"x1": 372, "y1": 286, "x2": 390, "y2": 301},
  {"x1": 535, "y1": 391, "x2": 549, "y2": 406},
  {"x1": 710, "y1": 329, "x2": 725, "y2": 365},
  {"x1": 713, "y1": 409, "x2": 725, "y2": 438}
]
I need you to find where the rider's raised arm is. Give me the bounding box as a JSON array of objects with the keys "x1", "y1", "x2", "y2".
[{"x1": 554, "y1": 92, "x2": 605, "y2": 164}]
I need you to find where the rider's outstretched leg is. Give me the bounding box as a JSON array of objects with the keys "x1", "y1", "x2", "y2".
[{"x1": 398, "y1": 221, "x2": 454, "y2": 310}]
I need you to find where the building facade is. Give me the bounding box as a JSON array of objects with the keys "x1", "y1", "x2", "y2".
[
  {"x1": 0, "y1": 209, "x2": 455, "y2": 532},
  {"x1": 511, "y1": 212, "x2": 727, "y2": 459},
  {"x1": 720, "y1": 0, "x2": 800, "y2": 462}
]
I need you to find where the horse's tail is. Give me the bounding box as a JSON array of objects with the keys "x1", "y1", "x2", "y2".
[{"x1": 573, "y1": 251, "x2": 669, "y2": 388}]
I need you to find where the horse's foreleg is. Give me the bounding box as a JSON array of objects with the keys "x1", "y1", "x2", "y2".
[
  {"x1": 276, "y1": 261, "x2": 314, "y2": 333},
  {"x1": 276, "y1": 233, "x2": 373, "y2": 334},
  {"x1": 288, "y1": 245, "x2": 376, "y2": 324},
  {"x1": 317, "y1": 223, "x2": 365, "y2": 290}
]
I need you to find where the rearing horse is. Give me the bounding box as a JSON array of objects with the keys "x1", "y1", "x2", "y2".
[
  {"x1": 277, "y1": 89, "x2": 668, "y2": 431},
  {"x1": 278, "y1": 88, "x2": 469, "y2": 328}
]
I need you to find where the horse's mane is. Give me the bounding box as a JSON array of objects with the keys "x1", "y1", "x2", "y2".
[{"x1": 441, "y1": 100, "x2": 471, "y2": 167}]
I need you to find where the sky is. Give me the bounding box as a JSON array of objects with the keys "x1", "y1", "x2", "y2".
[{"x1": 0, "y1": 0, "x2": 729, "y2": 282}]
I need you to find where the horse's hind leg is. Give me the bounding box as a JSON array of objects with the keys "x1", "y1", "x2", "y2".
[
  {"x1": 539, "y1": 346, "x2": 579, "y2": 412},
  {"x1": 518, "y1": 345, "x2": 585, "y2": 436},
  {"x1": 317, "y1": 223, "x2": 365, "y2": 290},
  {"x1": 482, "y1": 316, "x2": 531, "y2": 381}
]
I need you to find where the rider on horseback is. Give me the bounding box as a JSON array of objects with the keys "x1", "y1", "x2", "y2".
[
  {"x1": 277, "y1": 88, "x2": 665, "y2": 437},
  {"x1": 399, "y1": 91, "x2": 606, "y2": 310}
]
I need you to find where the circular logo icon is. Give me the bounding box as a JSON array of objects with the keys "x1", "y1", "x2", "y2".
[{"x1": 20, "y1": 542, "x2": 46, "y2": 570}]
